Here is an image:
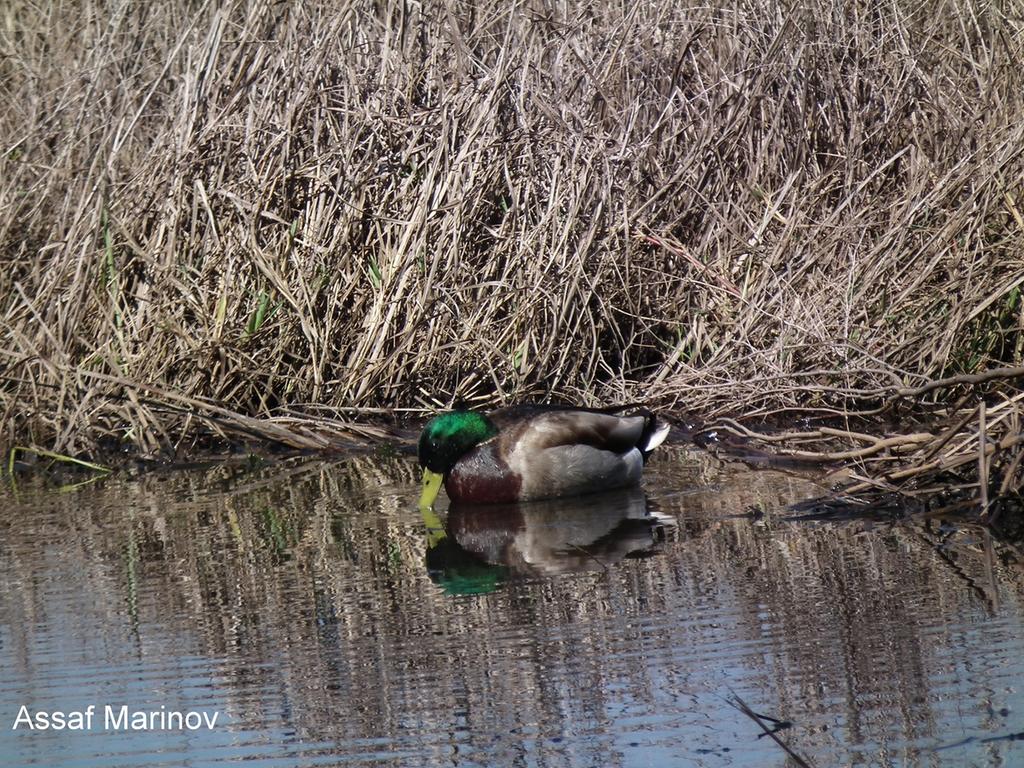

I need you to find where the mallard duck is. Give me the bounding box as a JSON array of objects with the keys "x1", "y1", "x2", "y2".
[{"x1": 417, "y1": 404, "x2": 670, "y2": 507}]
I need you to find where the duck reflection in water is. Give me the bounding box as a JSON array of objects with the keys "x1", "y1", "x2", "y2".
[{"x1": 424, "y1": 487, "x2": 676, "y2": 594}]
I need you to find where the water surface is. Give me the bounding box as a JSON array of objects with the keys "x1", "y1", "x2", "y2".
[{"x1": 1, "y1": 448, "x2": 1022, "y2": 767}]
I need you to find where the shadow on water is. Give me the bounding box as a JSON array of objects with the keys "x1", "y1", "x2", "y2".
[{"x1": 0, "y1": 447, "x2": 1023, "y2": 767}]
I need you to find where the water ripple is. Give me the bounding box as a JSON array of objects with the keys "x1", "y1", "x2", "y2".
[{"x1": 1, "y1": 453, "x2": 1022, "y2": 767}]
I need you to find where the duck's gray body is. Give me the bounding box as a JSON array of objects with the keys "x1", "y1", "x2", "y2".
[{"x1": 444, "y1": 406, "x2": 669, "y2": 504}]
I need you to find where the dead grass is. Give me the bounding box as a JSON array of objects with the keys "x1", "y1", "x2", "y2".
[
  {"x1": 1, "y1": 0, "x2": 1023, "y2": 468},
  {"x1": 701, "y1": 374, "x2": 1024, "y2": 525}
]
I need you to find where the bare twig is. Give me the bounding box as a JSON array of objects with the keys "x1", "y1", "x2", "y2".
[{"x1": 728, "y1": 694, "x2": 813, "y2": 768}]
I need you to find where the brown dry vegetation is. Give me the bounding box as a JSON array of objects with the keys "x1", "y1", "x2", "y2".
[{"x1": 1, "y1": 0, "x2": 1023, "y2": 501}]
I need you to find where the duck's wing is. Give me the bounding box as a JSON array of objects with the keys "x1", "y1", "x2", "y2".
[{"x1": 506, "y1": 409, "x2": 666, "y2": 455}]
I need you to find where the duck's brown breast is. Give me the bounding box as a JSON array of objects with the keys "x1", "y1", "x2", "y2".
[{"x1": 446, "y1": 443, "x2": 522, "y2": 504}]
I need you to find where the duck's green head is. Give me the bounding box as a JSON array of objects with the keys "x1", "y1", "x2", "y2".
[
  {"x1": 418, "y1": 411, "x2": 497, "y2": 473},
  {"x1": 418, "y1": 411, "x2": 497, "y2": 508}
]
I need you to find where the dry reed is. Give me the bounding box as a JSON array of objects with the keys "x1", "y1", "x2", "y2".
[
  {"x1": 1, "y1": 0, "x2": 1023, "y2": 476},
  {"x1": 702, "y1": 382, "x2": 1024, "y2": 526}
]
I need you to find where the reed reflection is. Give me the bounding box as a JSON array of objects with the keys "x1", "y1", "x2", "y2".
[{"x1": 1, "y1": 453, "x2": 1022, "y2": 768}]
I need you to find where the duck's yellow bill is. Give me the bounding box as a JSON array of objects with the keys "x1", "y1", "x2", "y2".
[
  {"x1": 419, "y1": 469, "x2": 444, "y2": 509},
  {"x1": 421, "y1": 506, "x2": 447, "y2": 548}
]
